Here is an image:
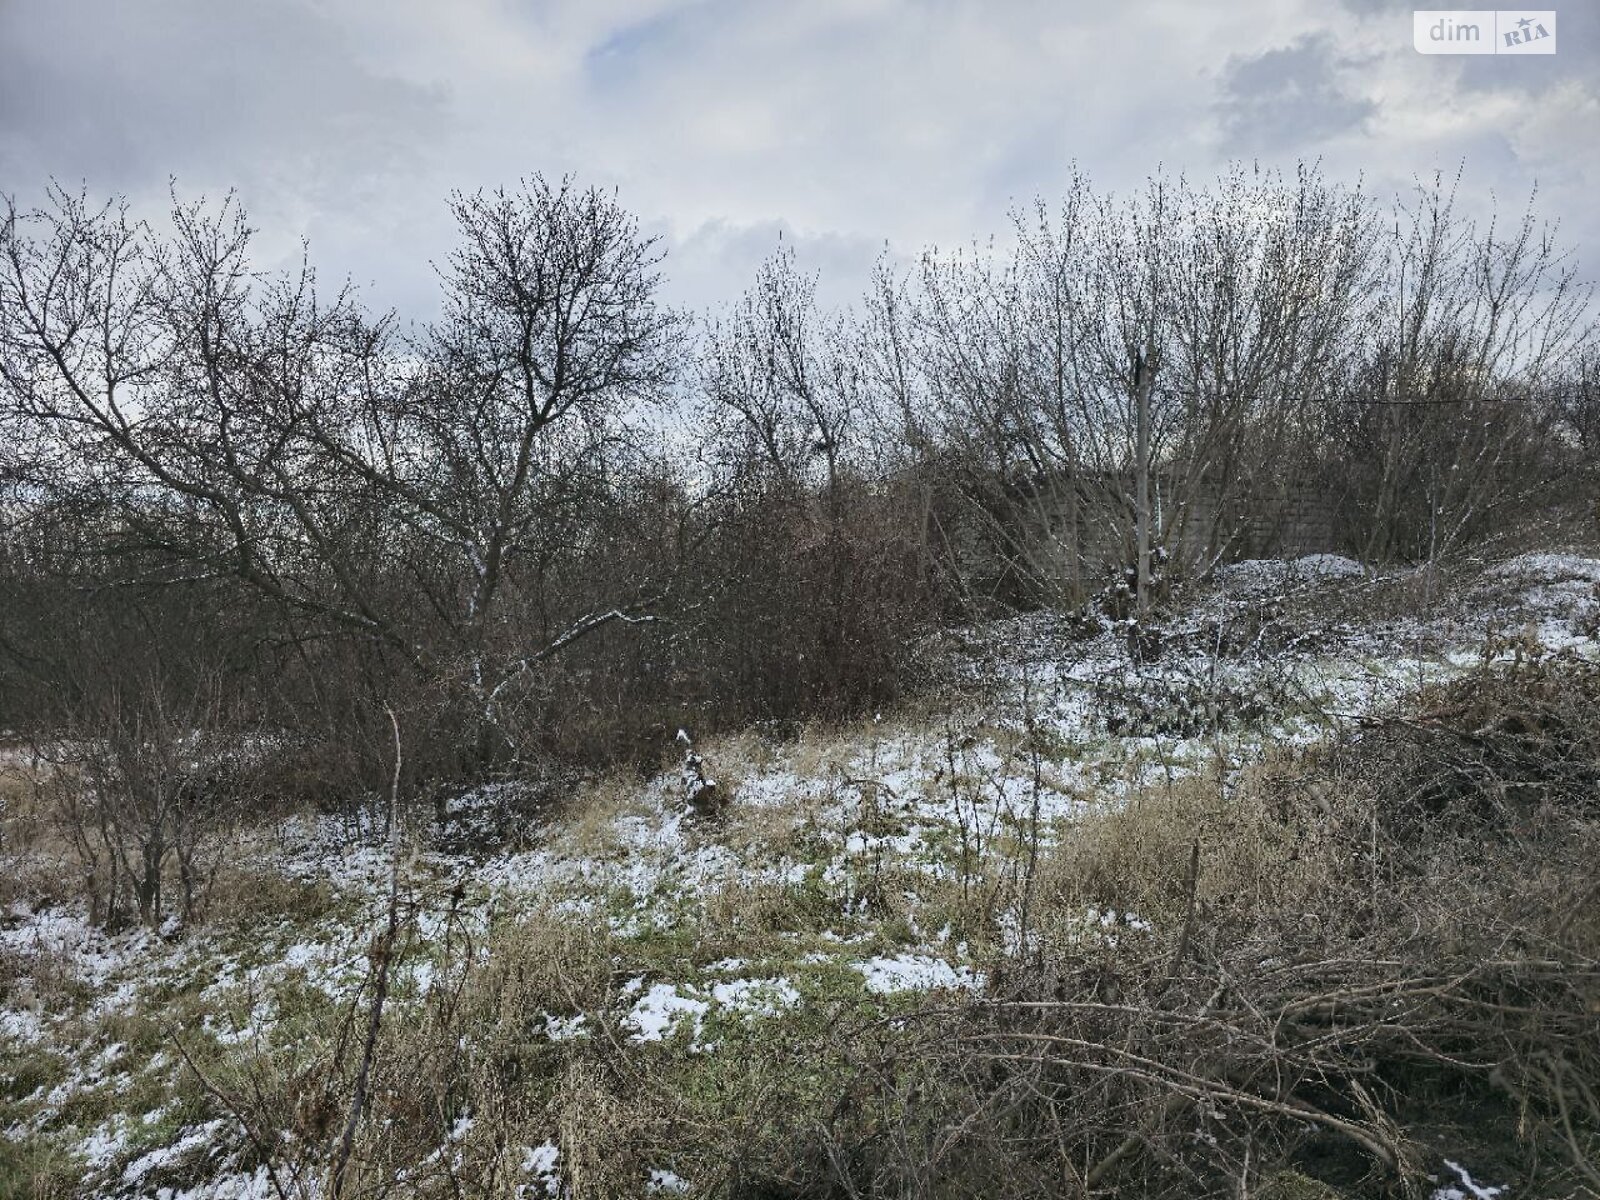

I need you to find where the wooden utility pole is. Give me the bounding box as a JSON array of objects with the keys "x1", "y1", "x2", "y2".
[{"x1": 1133, "y1": 343, "x2": 1153, "y2": 614}]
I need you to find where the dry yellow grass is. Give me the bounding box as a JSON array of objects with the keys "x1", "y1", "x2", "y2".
[
  {"x1": 1035, "y1": 750, "x2": 1364, "y2": 939},
  {"x1": 552, "y1": 767, "x2": 659, "y2": 860},
  {"x1": 0, "y1": 751, "x2": 84, "y2": 910}
]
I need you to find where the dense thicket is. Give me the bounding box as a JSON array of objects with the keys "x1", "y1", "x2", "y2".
[{"x1": 1, "y1": 165, "x2": 1595, "y2": 816}]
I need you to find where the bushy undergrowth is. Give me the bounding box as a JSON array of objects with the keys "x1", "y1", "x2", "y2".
[
  {"x1": 7, "y1": 595, "x2": 1600, "y2": 1199},
  {"x1": 103, "y1": 657, "x2": 1593, "y2": 1200},
  {"x1": 765, "y1": 657, "x2": 1600, "y2": 1199}
]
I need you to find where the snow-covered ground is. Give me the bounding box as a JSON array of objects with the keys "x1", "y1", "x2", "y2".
[{"x1": 3, "y1": 549, "x2": 1596, "y2": 1197}]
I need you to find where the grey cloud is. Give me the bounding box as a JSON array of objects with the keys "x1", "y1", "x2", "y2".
[
  {"x1": 0, "y1": 1, "x2": 1590, "y2": 323},
  {"x1": 1452, "y1": 6, "x2": 1599, "y2": 96},
  {"x1": 0, "y1": 0, "x2": 451, "y2": 199},
  {"x1": 662, "y1": 218, "x2": 897, "y2": 314},
  {"x1": 1324, "y1": 0, "x2": 1598, "y2": 99},
  {"x1": 1217, "y1": 34, "x2": 1376, "y2": 154},
  {"x1": 1333, "y1": 0, "x2": 1410, "y2": 13}
]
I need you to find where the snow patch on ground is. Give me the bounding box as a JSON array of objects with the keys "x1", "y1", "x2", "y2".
[
  {"x1": 854, "y1": 953, "x2": 984, "y2": 994},
  {"x1": 1431, "y1": 1158, "x2": 1506, "y2": 1199},
  {"x1": 624, "y1": 980, "x2": 711, "y2": 1043},
  {"x1": 121, "y1": 1119, "x2": 225, "y2": 1186},
  {"x1": 150, "y1": 1165, "x2": 277, "y2": 1200},
  {"x1": 519, "y1": 1140, "x2": 562, "y2": 1198},
  {"x1": 622, "y1": 974, "x2": 803, "y2": 1047},
  {"x1": 1489, "y1": 550, "x2": 1600, "y2": 582},
  {"x1": 648, "y1": 1166, "x2": 691, "y2": 1194},
  {"x1": 1213, "y1": 553, "x2": 1365, "y2": 593}
]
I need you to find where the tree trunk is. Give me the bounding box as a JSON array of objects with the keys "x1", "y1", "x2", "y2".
[{"x1": 1134, "y1": 347, "x2": 1154, "y2": 614}]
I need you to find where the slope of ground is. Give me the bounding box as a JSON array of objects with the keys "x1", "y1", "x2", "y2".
[{"x1": 3, "y1": 549, "x2": 1599, "y2": 1199}]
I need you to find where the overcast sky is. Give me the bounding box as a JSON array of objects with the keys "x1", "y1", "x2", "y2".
[{"x1": 2, "y1": 0, "x2": 1594, "y2": 320}]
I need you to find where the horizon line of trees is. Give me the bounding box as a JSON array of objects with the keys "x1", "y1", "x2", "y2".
[{"x1": 1, "y1": 161, "x2": 1597, "y2": 918}]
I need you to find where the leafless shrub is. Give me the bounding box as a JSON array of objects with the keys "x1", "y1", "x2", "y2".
[{"x1": 34, "y1": 665, "x2": 243, "y2": 931}]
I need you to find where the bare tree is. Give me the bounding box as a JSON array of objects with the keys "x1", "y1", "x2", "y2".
[
  {"x1": 0, "y1": 179, "x2": 681, "y2": 771},
  {"x1": 1330, "y1": 170, "x2": 1595, "y2": 562},
  {"x1": 702, "y1": 242, "x2": 860, "y2": 499},
  {"x1": 38, "y1": 640, "x2": 241, "y2": 931}
]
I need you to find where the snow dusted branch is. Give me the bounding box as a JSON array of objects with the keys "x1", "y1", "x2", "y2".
[
  {"x1": 484, "y1": 604, "x2": 661, "y2": 709},
  {"x1": 535, "y1": 606, "x2": 660, "y2": 663}
]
